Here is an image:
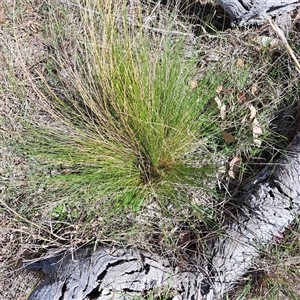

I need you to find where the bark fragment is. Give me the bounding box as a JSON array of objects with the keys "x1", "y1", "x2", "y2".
[
  {"x1": 202, "y1": 132, "x2": 300, "y2": 299},
  {"x1": 216, "y1": 0, "x2": 300, "y2": 25},
  {"x1": 25, "y1": 247, "x2": 204, "y2": 300}
]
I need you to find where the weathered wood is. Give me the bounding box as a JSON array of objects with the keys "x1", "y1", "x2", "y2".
[
  {"x1": 216, "y1": 0, "x2": 300, "y2": 25},
  {"x1": 25, "y1": 247, "x2": 203, "y2": 300},
  {"x1": 202, "y1": 132, "x2": 300, "y2": 299}
]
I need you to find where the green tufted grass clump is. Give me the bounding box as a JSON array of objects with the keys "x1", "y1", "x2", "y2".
[{"x1": 22, "y1": 0, "x2": 222, "y2": 213}]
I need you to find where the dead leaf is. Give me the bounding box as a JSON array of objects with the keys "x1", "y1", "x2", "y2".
[
  {"x1": 177, "y1": 230, "x2": 191, "y2": 247},
  {"x1": 274, "y1": 231, "x2": 284, "y2": 244},
  {"x1": 229, "y1": 156, "x2": 241, "y2": 171},
  {"x1": 221, "y1": 130, "x2": 235, "y2": 144},
  {"x1": 228, "y1": 169, "x2": 235, "y2": 179},
  {"x1": 252, "y1": 117, "x2": 262, "y2": 147},
  {"x1": 216, "y1": 85, "x2": 223, "y2": 94},
  {"x1": 248, "y1": 104, "x2": 257, "y2": 120},
  {"x1": 228, "y1": 156, "x2": 241, "y2": 179},
  {"x1": 214, "y1": 96, "x2": 226, "y2": 120},
  {"x1": 188, "y1": 80, "x2": 198, "y2": 89},
  {"x1": 218, "y1": 166, "x2": 227, "y2": 174},
  {"x1": 236, "y1": 58, "x2": 245, "y2": 68},
  {"x1": 251, "y1": 83, "x2": 258, "y2": 96},
  {"x1": 237, "y1": 92, "x2": 247, "y2": 103},
  {"x1": 0, "y1": 9, "x2": 7, "y2": 24}
]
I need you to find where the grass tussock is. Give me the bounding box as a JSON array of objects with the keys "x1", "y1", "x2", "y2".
[{"x1": 25, "y1": 0, "x2": 221, "y2": 211}]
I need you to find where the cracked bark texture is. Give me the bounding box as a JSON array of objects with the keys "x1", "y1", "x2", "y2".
[
  {"x1": 25, "y1": 132, "x2": 300, "y2": 299},
  {"x1": 203, "y1": 132, "x2": 300, "y2": 299},
  {"x1": 215, "y1": 0, "x2": 300, "y2": 25},
  {"x1": 25, "y1": 247, "x2": 203, "y2": 300}
]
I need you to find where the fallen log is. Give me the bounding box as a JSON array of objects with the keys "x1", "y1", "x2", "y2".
[
  {"x1": 215, "y1": 0, "x2": 300, "y2": 26},
  {"x1": 202, "y1": 131, "x2": 300, "y2": 299},
  {"x1": 25, "y1": 247, "x2": 203, "y2": 300},
  {"x1": 24, "y1": 131, "x2": 300, "y2": 299}
]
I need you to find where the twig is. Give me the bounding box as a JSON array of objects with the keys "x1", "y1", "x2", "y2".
[
  {"x1": 0, "y1": 199, "x2": 67, "y2": 241},
  {"x1": 3, "y1": 227, "x2": 61, "y2": 245},
  {"x1": 265, "y1": 13, "x2": 300, "y2": 73}
]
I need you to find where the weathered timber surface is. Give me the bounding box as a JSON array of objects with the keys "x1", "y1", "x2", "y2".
[
  {"x1": 203, "y1": 132, "x2": 300, "y2": 299},
  {"x1": 216, "y1": 0, "x2": 300, "y2": 25},
  {"x1": 25, "y1": 247, "x2": 203, "y2": 300}
]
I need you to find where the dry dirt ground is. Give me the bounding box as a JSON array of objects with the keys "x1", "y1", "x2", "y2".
[
  {"x1": 0, "y1": 1, "x2": 51, "y2": 298},
  {"x1": 1, "y1": 1, "x2": 300, "y2": 299}
]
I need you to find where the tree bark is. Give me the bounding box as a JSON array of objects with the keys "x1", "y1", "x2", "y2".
[
  {"x1": 202, "y1": 132, "x2": 300, "y2": 299},
  {"x1": 215, "y1": 0, "x2": 300, "y2": 25},
  {"x1": 25, "y1": 247, "x2": 203, "y2": 300},
  {"x1": 25, "y1": 131, "x2": 300, "y2": 299}
]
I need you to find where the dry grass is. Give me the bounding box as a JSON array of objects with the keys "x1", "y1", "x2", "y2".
[{"x1": 1, "y1": 1, "x2": 300, "y2": 299}]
